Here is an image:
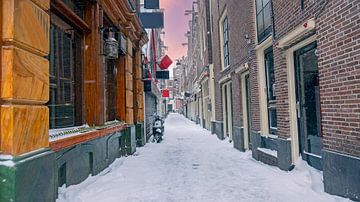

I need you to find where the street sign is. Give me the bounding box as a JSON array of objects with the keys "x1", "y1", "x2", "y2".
[
  {"x1": 139, "y1": 12, "x2": 164, "y2": 29},
  {"x1": 156, "y1": 71, "x2": 169, "y2": 79},
  {"x1": 144, "y1": 0, "x2": 159, "y2": 9}
]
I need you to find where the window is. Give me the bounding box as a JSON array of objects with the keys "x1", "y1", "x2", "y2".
[
  {"x1": 222, "y1": 16, "x2": 230, "y2": 68},
  {"x1": 49, "y1": 15, "x2": 83, "y2": 129},
  {"x1": 264, "y1": 47, "x2": 277, "y2": 134},
  {"x1": 256, "y1": 0, "x2": 272, "y2": 43},
  {"x1": 61, "y1": 0, "x2": 86, "y2": 19}
]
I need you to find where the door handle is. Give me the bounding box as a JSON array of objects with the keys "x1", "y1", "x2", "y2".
[{"x1": 296, "y1": 101, "x2": 301, "y2": 118}]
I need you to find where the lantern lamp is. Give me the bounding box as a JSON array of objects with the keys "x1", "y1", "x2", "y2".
[{"x1": 104, "y1": 31, "x2": 119, "y2": 60}]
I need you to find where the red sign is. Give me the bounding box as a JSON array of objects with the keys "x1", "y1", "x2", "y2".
[
  {"x1": 159, "y1": 55, "x2": 173, "y2": 70},
  {"x1": 162, "y1": 89, "x2": 170, "y2": 98}
]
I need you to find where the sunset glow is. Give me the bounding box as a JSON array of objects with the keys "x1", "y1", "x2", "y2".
[{"x1": 160, "y1": 0, "x2": 193, "y2": 61}]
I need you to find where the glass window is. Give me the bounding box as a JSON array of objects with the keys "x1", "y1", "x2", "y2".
[
  {"x1": 222, "y1": 16, "x2": 230, "y2": 68},
  {"x1": 49, "y1": 17, "x2": 83, "y2": 129},
  {"x1": 256, "y1": 0, "x2": 272, "y2": 42},
  {"x1": 265, "y1": 47, "x2": 277, "y2": 134},
  {"x1": 61, "y1": 0, "x2": 86, "y2": 19}
]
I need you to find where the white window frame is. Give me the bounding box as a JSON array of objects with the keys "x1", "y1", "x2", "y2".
[
  {"x1": 219, "y1": 8, "x2": 230, "y2": 70},
  {"x1": 241, "y1": 71, "x2": 251, "y2": 150},
  {"x1": 256, "y1": 37, "x2": 273, "y2": 137}
]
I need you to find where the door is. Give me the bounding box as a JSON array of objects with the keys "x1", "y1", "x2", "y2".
[
  {"x1": 245, "y1": 74, "x2": 252, "y2": 149},
  {"x1": 223, "y1": 82, "x2": 233, "y2": 141},
  {"x1": 294, "y1": 42, "x2": 322, "y2": 170},
  {"x1": 224, "y1": 85, "x2": 229, "y2": 137}
]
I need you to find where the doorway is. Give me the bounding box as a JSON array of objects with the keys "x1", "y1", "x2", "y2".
[
  {"x1": 294, "y1": 42, "x2": 322, "y2": 169},
  {"x1": 241, "y1": 72, "x2": 252, "y2": 150},
  {"x1": 222, "y1": 82, "x2": 233, "y2": 141}
]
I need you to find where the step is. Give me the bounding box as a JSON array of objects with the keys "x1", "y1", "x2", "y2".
[{"x1": 257, "y1": 147, "x2": 278, "y2": 167}]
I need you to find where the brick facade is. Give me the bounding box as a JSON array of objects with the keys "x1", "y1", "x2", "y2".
[
  {"x1": 272, "y1": 0, "x2": 360, "y2": 157},
  {"x1": 186, "y1": 0, "x2": 360, "y2": 199},
  {"x1": 211, "y1": 0, "x2": 260, "y2": 131},
  {"x1": 317, "y1": 0, "x2": 360, "y2": 157}
]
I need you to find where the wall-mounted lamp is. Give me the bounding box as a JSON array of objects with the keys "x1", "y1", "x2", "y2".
[{"x1": 104, "y1": 31, "x2": 119, "y2": 60}]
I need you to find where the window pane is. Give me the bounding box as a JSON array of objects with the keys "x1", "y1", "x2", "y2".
[
  {"x1": 257, "y1": 13, "x2": 264, "y2": 38},
  {"x1": 263, "y1": 3, "x2": 272, "y2": 31},
  {"x1": 63, "y1": 34, "x2": 72, "y2": 79},
  {"x1": 269, "y1": 107, "x2": 277, "y2": 129},
  {"x1": 265, "y1": 48, "x2": 275, "y2": 100},
  {"x1": 49, "y1": 21, "x2": 77, "y2": 129},
  {"x1": 263, "y1": 0, "x2": 270, "y2": 6},
  {"x1": 256, "y1": 0, "x2": 262, "y2": 13}
]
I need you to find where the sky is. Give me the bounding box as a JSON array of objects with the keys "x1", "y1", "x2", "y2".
[{"x1": 160, "y1": 0, "x2": 193, "y2": 63}]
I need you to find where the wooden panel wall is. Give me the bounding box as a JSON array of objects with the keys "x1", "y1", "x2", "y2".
[
  {"x1": 125, "y1": 40, "x2": 134, "y2": 124},
  {"x1": 0, "y1": 0, "x2": 50, "y2": 156},
  {"x1": 116, "y1": 56, "x2": 126, "y2": 121},
  {"x1": 1, "y1": 46, "x2": 49, "y2": 102},
  {"x1": 2, "y1": 0, "x2": 49, "y2": 55},
  {"x1": 133, "y1": 50, "x2": 144, "y2": 123},
  {"x1": 84, "y1": 3, "x2": 105, "y2": 126}
]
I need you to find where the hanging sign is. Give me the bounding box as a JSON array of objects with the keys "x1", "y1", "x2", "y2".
[
  {"x1": 159, "y1": 55, "x2": 173, "y2": 70},
  {"x1": 139, "y1": 12, "x2": 164, "y2": 29},
  {"x1": 144, "y1": 80, "x2": 152, "y2": 92},
  {"x1": 144, "y1": 0, "x2": 159, "y2": 9},
  {"x1": 162, "y1": 89, "x2": 170, "y2": 98},
  {"x1": 156, "y1": 71, "x2": 169, "y2": 79}
]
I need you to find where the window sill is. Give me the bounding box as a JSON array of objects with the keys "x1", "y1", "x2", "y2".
[
  {"x1": 255, "y1": 36, "x2": 273, "y2": 51},
  {"x1": 221, "y1": 65, "x2": 230, "y2": 72},
  {"x1": 49, "y1": 121, "x2": 127, "y2": 152}
]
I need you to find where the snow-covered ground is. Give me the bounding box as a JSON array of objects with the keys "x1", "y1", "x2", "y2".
[{"x1": 57, "y1": 113, "x2": 350, "y2": 202}]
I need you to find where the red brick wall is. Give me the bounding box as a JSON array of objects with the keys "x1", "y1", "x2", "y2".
[
  {"x1": 211, "y1": 0, "x2": 225, "y2": 122},
  {"x1": 273, "y1": 0, "x2": 360, "y2": 156},
  {"x1": 317, "y1": 1, "x2": 360, "y2": 157},
  {"x1": 272, "y1": 0, "x2": 320, "y2": 138},
  {"x1": 211, "y1": 0, "x2": 260, "y2": 131}
]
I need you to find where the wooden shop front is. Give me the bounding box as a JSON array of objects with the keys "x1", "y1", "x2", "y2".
[{"x1": 0, "y1": 0, "x2": 147, "y2": 201}]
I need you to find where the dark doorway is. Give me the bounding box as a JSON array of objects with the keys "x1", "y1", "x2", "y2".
[
  {"x1": 245, "y1": 74, "x2": 252, "y2": 149},
  {"x1": 294, "y1": 42, "x2": 322, "y2": 170}
]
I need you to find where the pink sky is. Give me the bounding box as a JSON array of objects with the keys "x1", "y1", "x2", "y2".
[{"x1": 160, "y1": 0, "x2": 193, "y2": 61}]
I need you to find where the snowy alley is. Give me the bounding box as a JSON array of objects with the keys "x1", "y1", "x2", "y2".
[{"x1": 57, "y1": 113, "x2": 350, "y2": 202}]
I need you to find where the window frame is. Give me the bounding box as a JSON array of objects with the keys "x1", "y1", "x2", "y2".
[
  {"x1": 255, "y1": 0, "x2": 273, "y2": 43},
  {"x1": 264, "y1": 47, "x2": 277, "y2": 135},
  {"x1": 49, "y1": 11, "x2": 85, "y2": 129},
  {"x1": 219, "y1": 8, "x2": 230, "y2": 70},
  {"x1": 223, "y1": 16, "x2": 230, "y2": 68}
]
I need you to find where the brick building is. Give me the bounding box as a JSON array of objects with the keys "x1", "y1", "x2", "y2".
[
  {"x1": 271, "y1": 0, "x2": 360, "y2": 199},
  {"x1": 193, "y1": 0, "x2": 360, "y2": 200},
  {"x1": 210, "y1": 0, "x2": 256, "y2": 148}
]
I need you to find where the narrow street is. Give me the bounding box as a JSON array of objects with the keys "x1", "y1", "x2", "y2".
[{"x1": 57, "y1": 114, "x2": 348, "y2": 202}]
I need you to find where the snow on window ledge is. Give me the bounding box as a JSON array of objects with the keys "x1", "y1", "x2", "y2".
[
  {"x1": 0, "y1": 155, "x2": 15, "y2": 167},
  {"x1": 49, "y1": 120, "x2": 124, "y2": 142},
  {"x1": 257, "y1": 147, "x2": 278, "y2": 158}
]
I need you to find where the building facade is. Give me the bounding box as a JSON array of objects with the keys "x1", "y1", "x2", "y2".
[
  {"x1": 183, "y1": 0, "x2": 360, "y2": 200},
  {"x1": 182, "y1": 0, "x2": 215, "y2": 131},
  {"x1": 0, "y1": 0, "x2": 148, "y2": 201},
  {"x1": 142, "y1": 27, "x2": 164, "y2": 141}
]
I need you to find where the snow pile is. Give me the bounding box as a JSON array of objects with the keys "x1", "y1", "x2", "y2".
[{"x1": 57, "y1": 113, "x2": 350, "y2": 202}]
